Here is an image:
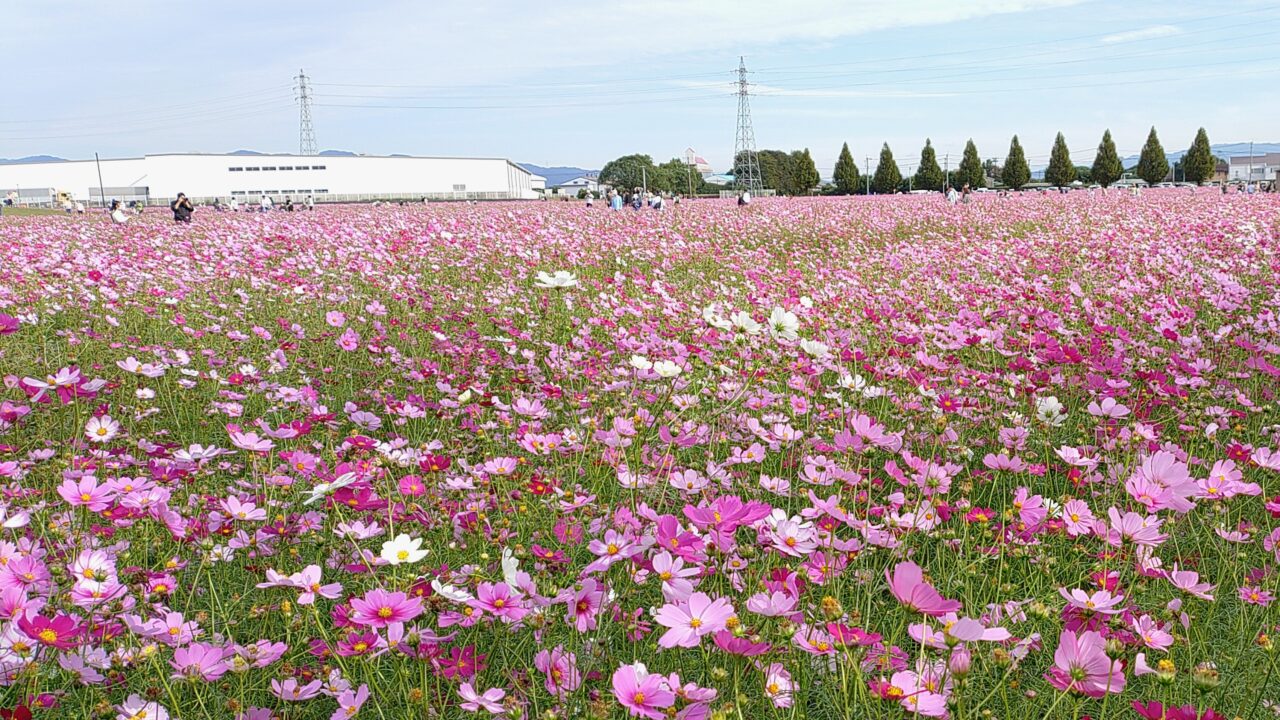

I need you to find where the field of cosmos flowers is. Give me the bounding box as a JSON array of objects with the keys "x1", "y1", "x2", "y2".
[{"x1": 0, "y1": 190, "x2": 1278, "y2": 720}]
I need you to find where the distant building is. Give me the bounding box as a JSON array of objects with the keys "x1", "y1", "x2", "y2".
[
  {"x1": 549, "y1": 175, "x2": 600, "y2": 196},
  {"x1": 702, "y1": 173, "x2": 734, "y2": 187},
  {"x1": 1228, "y1": 153, "x2": 1280, "y2": 182},
  {"x1": 684, "y1": 148, "x2": 713, "y2": 176},
  {"x1": 530, "y1": 174, "x2": 547, "y2": 192},
  {"x1": 0, "y1": 152, "x2": 540, "y2": 205}
]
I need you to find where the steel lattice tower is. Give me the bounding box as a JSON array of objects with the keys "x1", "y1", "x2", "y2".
[
  {"x1": 733, "y1": 57, "x2": 763, "y2": 194},
  {"x1": 295, "y1": 69, "x2": 318, "y2": 156}
]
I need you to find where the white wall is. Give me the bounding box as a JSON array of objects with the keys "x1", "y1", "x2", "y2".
[{"x1": 0, "y1": 154, "x2": 537, "y2": 202}]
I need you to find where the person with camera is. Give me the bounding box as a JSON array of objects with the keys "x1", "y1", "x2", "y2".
[{"x1": 170, "y1": 193, "x2": 194, "y2": 223}]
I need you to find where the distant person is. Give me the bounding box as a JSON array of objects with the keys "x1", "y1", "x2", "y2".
[
  {"x1": 961, "y1": 183, "x2": 972, "y2": 204},
  {"x1": 229, "y1": 197, "x2": 240, "y2": 212},
  {"x1": 171, "y1": 193, "x2": 194, "y2": 223},
  {"x1": 74, "y1": 200, "x2": 86, "y2": 214},
  {"x1": 609, "y1": 190, "x2": 623, "y2": 211},
  {"x1": 946, "y1": 186, "x2": 959, "y2": 205},
  {"x1": 738, "y1": 189, "x2": 751, "y2": 206},
  {"x1": 284, "y1": 197, "x2": 295, "y2": 212},
  {"x1": 585, "y1": 192, "x2": 594, "y2": 208},
  {"x1": 306, "y1": 195, "x2": 315, "y2": 210},
  {"x1": 110, "y1": 200, "x2": 129, "y2": 225},
  {"x1": 260, "y1": 194, "x2": 273, "y2": 212},
  {"x1": 651, "y1": 193, "x2": 664, "y2": 210}
]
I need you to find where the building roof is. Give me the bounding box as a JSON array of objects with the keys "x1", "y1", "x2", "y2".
[{"x1": 1229, "y1": 152, "x2": 1280, "y2": 165}]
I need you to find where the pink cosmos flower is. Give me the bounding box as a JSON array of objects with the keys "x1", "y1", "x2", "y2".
[
  {"x1": 458, "y1": 683, "x2": 506, "y2": 714},
  {"x1": 533, "y1": 645, "x2": 581, "y2": 697},
  {"x1": 653, "y1": 592, "x2": 734, "y2": 648},
  {"x1": 17, "y1": 613, "x2": 83, "y2": 649},
  {"x1": 170, "y1": 642, "x2": 229, "y2": 681},
  {"x1": 1044, "y1": 629, "x2": 1126, "y2": 697},
  {"x1": 325, "y1": 311, "x2": 347, "y2": 327},
  {"x1": 337, "y1": 328, "x2": 360, "y2": 351},
  {"x1": 885, "y1": 561, "x2": 961, "y2": 616},
  {"x1": 473, "y1": 582, "x2": 528, "y2": 623},
  {"x1": 762, "y1": 663, "x2": 794, "y2": 708},
  {"x1": 229, "y1": 431, "x2": 274, "y2": 453},
  {"x1": 612, "y1": 662, "x2": 674, "y2": 720},
  {"x1": 1130, "y1": 615, "x2": 1174, "y2": 651},
  {"x1": 1062, "y1": 499, "x2": 1096, "y2": 537},
  {"x1": 349, "y1": 589, "x2": 423, "y2": 628},
  {"x1": 332, "y1": 684, "x2": 369, "y2": 720},
  {"x1": 1238, "y1": 586, "x2": 1274, "y2": 606},
  {"x1": 272, "y1": 677, "x2": 324, "y2": 701},
  {"x1": 1166, "y1": 566, "x2": 1216, "y2": 601},
  {"x1": 1059, "y1": 587, "x2": 1126, "y2": 615},
  {"x1": 564, "y1": 578, "x2": 604, "y2": 632},
  {"x1": 56, "y1": 476, "x2": 115, "y2": 512}
]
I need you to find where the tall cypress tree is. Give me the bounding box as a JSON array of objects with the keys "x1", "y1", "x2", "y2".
[
  {"x1": 1183, "y1": 127, "x2": 1215, "y2": 185},
  {"x1": 1136, "y1": 127, "x2": 1170, "y2": 185},
  {"x1": 913, "y1": 139, "x2": 945, "y2": 192},
  {"x1": 796, "y1": 148, "x2": 820, "y2": 194},
  {"x1": 832, "y1": 142, "x2": 860, "y2": 195},
  {"x1": 1045, "y1": 132, "x2": 1076, "y2": 188},
  {"x1": 957, "y1": 139, "x2": 985, "y2": 189},
  {"x1": 871, "y1": 143, "x2": 902, "y2": 194},
  {"x1": 1001, "y1": 135, "x2": 1030, "y2": 190},
  {"x1": 1090, "y1": 129, "x2": 1123, "y2": 187}
]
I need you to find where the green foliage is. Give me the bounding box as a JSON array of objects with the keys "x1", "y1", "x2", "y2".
[
  {"x1": 871, "y1": 143, "x2": 902, "y2": 194},
  {"x1": 1137, "y1": 127, "x2": 1170, "y2": 185},
  {"x1": 1090, "y1": 129, "x2": 1123, "y2": 187},
  {"x1": 832, "y1": 142, "x2": 861, "y2": 195},
  {"x1": 1183, "y1": 127, "x2": 1216, "y2": 184},
  {"x1": 599, "y1": 154, "x2": 655, "y2": 192},
  {"x1": 913, "y1": 139, "x2": 945, "y2": 192},
  {"x1": 1001, "y1": 135, "x2": 1031, "y2": 190},
  {"x1": 793, "y1": 148, "x2": 821, "y2": 195},
  {"x1": 956, "y1": 139, "x2": 985, "y2": 190},
  {"x1": 1045, "y1": 132, "x2": 1076, "y2": 188}
]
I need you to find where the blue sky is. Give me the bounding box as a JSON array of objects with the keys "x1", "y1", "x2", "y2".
[{"x1": 3, "y1": 0, "x2": 1279, "y2": 174}]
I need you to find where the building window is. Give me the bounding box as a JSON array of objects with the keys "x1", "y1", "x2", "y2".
[
  {"x1": 314, "y1": 189, "x2": 329, "y2": 193},
  {"x1": 228, "y1": 167, "x2": 244, "y2": 172},
  {"x1": 312, "y1": 165, "x2": 326, "y2": 170},
  {"x1": 245, "y1": 167, "x2": 260, "y2": 171},
  {"x1": 279, "y1": 166, "x2": 293, "y2": 171},
  {"x1": 453, "y1": 184, "x2": 466, "y2": 191},
  {"x1": 296, "y1": 166, "x2": 310, "y2": 170},
  {"x1": 262, "y1": 166, "x2": 277, "y2": 171},
  {"x1": 281, "y1": 190, "x2": 295, "y2": 194},
  {"x1": 264, "y1": 190, "x2": 278, "y2": 194},
  {"x1": 246, "y1": 190, "x2": 261, "y2": 194}
]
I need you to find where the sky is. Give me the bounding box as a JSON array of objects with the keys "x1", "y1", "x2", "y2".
[{"x1": 3, "y1": 0, "x2": 1280, "y2": 175}]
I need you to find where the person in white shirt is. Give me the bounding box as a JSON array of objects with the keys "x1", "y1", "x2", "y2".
[
  {"x1": 260, "y1": 194, "x2": 273, "y2": 212},
  {"x1": 74, "y1": 201, "x2": 86, "y2": 214},
  {"x1": 229, "y1": 197, "x2": 240, "y2": 212},
  {"x1": 305, "y1": 195, "x2": 315, "y2": 211},
  {"x1": 110, "y1": 200, "x2": 128, "y2": 225}
]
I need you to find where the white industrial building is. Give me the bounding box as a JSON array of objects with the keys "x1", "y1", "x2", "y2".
[
  {"x1": 1228, "y1": 153, "x2": 1279, "y2": 183},
  {"x1": 0, "y1": 152, "x2": 539, "y2": 206}
]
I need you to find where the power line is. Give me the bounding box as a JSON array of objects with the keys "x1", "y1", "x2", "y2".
[{"x1": 734, "y1": 57, "x2": 763, "y2": 195}]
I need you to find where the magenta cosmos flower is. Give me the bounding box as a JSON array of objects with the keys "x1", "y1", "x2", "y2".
[
  {"x1": 18, "y1": 614, "x2": 83, "y2": 649},
  {"x1": 348, "y1": 589, "x2": 423, "y2": 628},
  {"x1": 653, "y1": 592, "x2": 734, "y2": 648},
  {"x1": 885, "y1": 561, "x2": 961, "y2": 617},
  {"x1": 1044, "y1": 629, "x2": 1126, "y2": 697},
  {"x1": 612, "y1": 663, "x2": 674, "y2": 720}
]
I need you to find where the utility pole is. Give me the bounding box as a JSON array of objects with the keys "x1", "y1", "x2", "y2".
[
  {"x1": 733, "y1": 57, "x2": 763, "y2": 195},
  {"x1": 94, "y1": 153, "x2": 107, "y2": 210},
  {"x1": 865, "y1": 156, "x2": 870, "y2": 195},
  {"x1": 945, "y1": 153, "x2": 950, "y2": 190},
  {"x1": 1248, "y1": 141, "x2": 1254, "y2": 189},
  {"x1": 295, "y1": 69, "x2": 318, "y2": 156}
]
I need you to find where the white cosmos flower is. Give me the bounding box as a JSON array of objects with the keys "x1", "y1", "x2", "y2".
[
  {"x1": 767, "y1": 307, "x2": 800, "y2": 341},
  {"x1": 431, "y1": 579, "x2": 474, "y2": 602},
  {"x1": 729, "y1": 311, "x2": 762, "y2": 336},
  {"x1": 301, "y1": 472, "x2": 359, "y2": 506},
  {"x1": 380, "y1": 533, "x2": 428, "y2": 565},
  {"x1": 799, "y1": 339, "x2": 829, "y2": 359},
  {"x1": 1035, "y1": 396, "x2": 1068, "y2": 427},
  {"x1": 701, "y1": 304, "x2": 733, "y2": 330},
  {"x1": 85, "y1": 415, "x2": 120, "y2": 443},
  {"x1": 799, "y1": 295, "x2": 814, "y2": 308},
  {"x1": 629, "y1": 355, "x2": 653, "y2": 371},
  {"x1": 534, "y1": 270, "x2": 579, "y2": 288},
  {"x1": 652, "y1": 360, "x2": 682, "y2": 378},
  {"x1": 838, "y1": 374, "x2": 867, "y2": 391}
]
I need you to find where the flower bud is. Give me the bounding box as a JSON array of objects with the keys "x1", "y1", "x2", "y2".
[
  {"x1": 1191, "y1": 661, "x2": 1220, "y2": 689},
  {"x1": 949, "y1": 647, "x2": 972, "y2": 678}
]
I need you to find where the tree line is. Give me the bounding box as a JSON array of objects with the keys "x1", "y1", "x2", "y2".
[{"x1": 600, "y1": 127, "x2": 1219, "y2": 196}]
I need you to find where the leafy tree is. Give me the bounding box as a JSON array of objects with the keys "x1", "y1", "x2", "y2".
[
  {"x1": 913, "y1": 139, "x2": 945, "y2": 192},
  {"x1": 871, "y1": 143, "x2": 902, "y2": 194},
  {"x1": 599, "y1": 154, "x2": 656, "y2": 193},
  {"x1": 740, "y1": 149, "x2": 796, "y2": 192},
  {"x1": 1136, "y1": 127, "x2": 1169, "y2": 185},
  {"x1": 1090, "y1": 129, "x2": 1123, "y2": 187},
  {"x1": 1183, "y1": 127, "x2": 1215, "y2": 184},
  {"x1": 1045, "y1": 132, "x2": 1076, "y2": 188},
  {"x1": 1001, "y1": 135, "x2": 1030, "y2": 190},
  {"x1": 832, "y1": 142, "x2": 860, "y2": 195},
  {"x1": 956, "y1": 139, "x2": 985, "y2": 190},
  {"x1": 1074, "y1": 166, "x2": 1093, "y2": 184},
  {"x1": 793, "y1": 148, "x2": 821, "y2": 195}
]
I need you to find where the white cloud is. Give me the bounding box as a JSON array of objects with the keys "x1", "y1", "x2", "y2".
[{"x1": 1099, "y1": 24, "x2": 1182, "y2": 44}]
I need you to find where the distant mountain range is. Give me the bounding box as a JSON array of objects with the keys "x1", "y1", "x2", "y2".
[
  {"x1": 517, "y1": 164, "x2": 598, "y2": 186},
  {"x1": 1119, "y1": 142, "x2": 1280, "y2": 168}
]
